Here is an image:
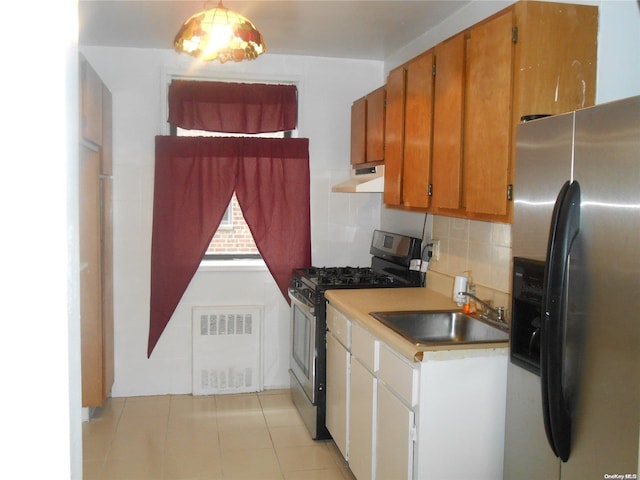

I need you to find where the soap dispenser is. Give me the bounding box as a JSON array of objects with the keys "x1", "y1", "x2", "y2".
[
  {"x1": 462, "y1": 270, "x2": 477, "y2": 314},
  {"x1": 453, "y1": 274, "x2": 468, "y2": 306}
]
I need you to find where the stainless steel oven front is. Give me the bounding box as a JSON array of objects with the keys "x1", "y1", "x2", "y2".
[{"x1": 288, "y1": 289, "x2": 316, "y2": 403}]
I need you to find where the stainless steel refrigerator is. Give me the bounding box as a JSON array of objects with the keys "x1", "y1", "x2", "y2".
[{"x1": 504, "y1": 96, "x2": 640, "y2": 479}]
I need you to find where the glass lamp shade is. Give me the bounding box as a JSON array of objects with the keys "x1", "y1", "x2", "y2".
[{"x1": 174, "y1": 3, "x2": 266, "y2": 62}]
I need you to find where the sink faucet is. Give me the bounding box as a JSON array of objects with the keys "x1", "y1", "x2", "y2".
[{"x1": 458, "y1": 292, "x2": 506, "y2": 324}]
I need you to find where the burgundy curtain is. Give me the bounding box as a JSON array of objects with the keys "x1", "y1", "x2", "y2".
[
  {"x1": 236, "y1": 138, "x2": 312, "y2": 301},
  {"x1": 148, "y1": 136, "x2": 311, "y2": 357},
  {"x1": 168, "y1": 80, "x2": 298, "y2": 134},
  {"x1": 149, "y1": 136, "x2": 239, "y2": 357}
]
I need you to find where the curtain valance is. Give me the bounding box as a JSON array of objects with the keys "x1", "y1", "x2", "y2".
[{"x1": 168, "y1": 80, "x2": 298, "y2": 134}]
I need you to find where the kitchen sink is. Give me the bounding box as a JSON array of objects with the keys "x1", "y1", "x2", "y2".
[{"x1": 369, "y1": 310, "x2": 509, "y2": 346}]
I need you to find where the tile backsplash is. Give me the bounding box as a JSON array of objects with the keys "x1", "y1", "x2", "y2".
[{"x1": 429, "y1": 215, "x2": 512, "y2": 294}]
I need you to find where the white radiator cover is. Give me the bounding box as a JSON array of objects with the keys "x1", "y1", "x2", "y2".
[{"x1": 192, "y1": 306, "x2": 263, "y2": 395}]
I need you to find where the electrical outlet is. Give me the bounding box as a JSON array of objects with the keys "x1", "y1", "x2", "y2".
[{"x1": 432, "y1": 240, "x2": 440, "y2": 261}]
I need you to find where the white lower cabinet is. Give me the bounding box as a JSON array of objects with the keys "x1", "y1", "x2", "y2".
[
  {"x1": 377, "y1": 382, "x2": 415, "y2": 480},
  {"x1": 325, "y1": 303, "x2": 508, "y2": 480},
  {"x1": 326, "y1": 331, "x2": 349, "y2": 459},
  {"x1": 349, "y1": 357, "x2": 376, "y2": 480}
]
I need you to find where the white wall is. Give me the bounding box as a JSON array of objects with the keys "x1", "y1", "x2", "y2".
[
  {"x1": 79, "y1": 47, "x2": 384, "y2": 395},
  {"x1": 2, "y1": 0, "x2": 81, "y2": 478},
  {"x1": 596, "y1": 0, "x2": 640, "y2": 103}
]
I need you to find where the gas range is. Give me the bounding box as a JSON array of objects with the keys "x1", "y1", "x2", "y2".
[
  {"x1": 290, "y1": 266, "x2": 400, "y2": 303},
  {"x1": 288, "y1": 230, "x2": 424, "y2": 440}
]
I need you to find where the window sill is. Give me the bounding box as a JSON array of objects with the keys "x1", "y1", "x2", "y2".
[{"x1": 198, "y1": 258, "x2": 268, "y2": 272}]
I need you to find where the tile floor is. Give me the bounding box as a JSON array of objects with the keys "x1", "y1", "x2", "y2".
[{"x1": 83, "y1": 389, "x2": 356, "y2": 480}]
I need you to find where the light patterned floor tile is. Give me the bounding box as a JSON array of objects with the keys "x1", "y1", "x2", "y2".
[
  {"x1": 258, "y1": 392, "x2": 295, "y2": 410},
  {"x1": 221, "y1": 448, "x2": 281, "y2": 477},
  {"x1": 269, "y1": 425, "x2": 318, "y2": 448},
  {"x1": 163, "y1": 450, "x2": 223, "y2": 479},
  {"x1": 264, "y1": 408, "x2": 306, "y2": 428},
  {"x1": 219, "y1": 427, "x2": 273, "y2": 451},
  {"x1": 215, "y1": 393, "x2": 262, "y2": 413},
  {"x1": 107, "y1": 429, "x2": 165, "y2": 460},
  {"x1": 119, "y1": 395, "x2": 171, "y2": 420},
  {"x1": 283, "y1": 467, "x2": 349, "y2": 480},
  {"x1": 101, "y1": 456, "x2": 163, "y2": 480},
  {"x1": 82, "y1": 392, "x2": 354, "y2": 480},
  {"x1": 169, "y1": 394, "x2": 217, "y2": 419},
  {"x1": 275, "y1": 444, "x2": 337, "y2": 472},
  {"x1": 217, "y1": 410, "x2": 267, "y2": 431}
]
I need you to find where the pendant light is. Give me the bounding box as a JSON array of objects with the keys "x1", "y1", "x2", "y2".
[{"x1": 174, "y1": 1, "x2": 266, "y2": 63}]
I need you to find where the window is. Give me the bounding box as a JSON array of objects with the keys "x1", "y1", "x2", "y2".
[
  {"x1": 173, "y1": 126, "x2": 292, "y2": 260},
  {"x1": 150, "y1": 79, "x2": 307, "y2": 356}
]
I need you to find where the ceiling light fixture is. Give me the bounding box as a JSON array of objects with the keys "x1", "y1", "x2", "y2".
[{"x1": 174, "y1": 1, "x2": 266, "y2": 63}]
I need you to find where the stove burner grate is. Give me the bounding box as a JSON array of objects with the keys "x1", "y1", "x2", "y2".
[{"x1": 297, "y1": 266, "x2": 396, "y2": 287}]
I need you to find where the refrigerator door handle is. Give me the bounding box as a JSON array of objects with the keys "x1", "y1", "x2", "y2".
[{"x1": 541, "y1": 180, "x2": 581, "y2": 462}]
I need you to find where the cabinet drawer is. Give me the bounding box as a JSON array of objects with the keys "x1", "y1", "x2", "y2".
[
  {"x1": 378, "y1": 344, "x2": 418, "y2": 406},
  {"x1": 326, "y1": 304, "x2": 350, "y2": 348},
  {"x1": 351, "y1": 322, "x2": 378, "y2": 372}
]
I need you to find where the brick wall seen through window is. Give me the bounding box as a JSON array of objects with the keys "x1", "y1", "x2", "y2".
[{"x1": 207, "y1": 193, "x2": 259, "y2": 255}]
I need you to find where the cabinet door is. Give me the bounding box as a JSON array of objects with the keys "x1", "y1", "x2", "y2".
[
  {"x1": 100, "y1": 176, "x2": 114, "y2": 399},
  {"x1": 101, "y1": 84, "x2": 113, "y2": 175},
  {"x1": 464, "y1": 10, "x2": 514, "y2": 217},
  {"x1": 351, "y1": 96, "x2": 366, "y2": 166},
  {"x1": 402, "y1": 51, "x2": 434, "y2": 209},
  {"x1": 383, "y1": 66, "x2": 405, "y2": 206},
  {"x1": 432, "y1": 33, "x2": 465, "y2": 211},
  {"x1": 366, "y1": 86, "x2": 386, "y2": 164},
  {"x1": 377, "y1": 383, "x2": 414, "y2": 480},
  {"x1": 80, "y1": 57, "x2": 103, "y2": 146},
  {"x1": 350, "y1": 358, "x2": 376, "y2": 480},
  {"x1": 79, "y1": 144, "x2": 103, "y2": 407},
  {"x1": 79, "y1": 56, "x2": 113, "y2": 408},
  {"x1": 326, "y1": 332, "x2": 349, "y2": 459},
  {"x1": 513, "y1": 2, "x2": 597, "y2": 121}
]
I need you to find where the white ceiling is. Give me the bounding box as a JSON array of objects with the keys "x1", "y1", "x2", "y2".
[{"x1": 78, "y1": 1, "x2": 472, "y2": 61}]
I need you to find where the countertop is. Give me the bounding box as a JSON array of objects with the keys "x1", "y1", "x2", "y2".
[{"x1": 325, "y1": 287, "x2": 509, "y2": 362}]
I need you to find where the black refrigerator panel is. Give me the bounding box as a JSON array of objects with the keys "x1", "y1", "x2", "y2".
[{"x1": 510, "y1": 257, "x2": 545, "y2": 375}]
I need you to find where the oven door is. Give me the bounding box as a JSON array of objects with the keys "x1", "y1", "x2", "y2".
[{"x1": 288, "y1": 289, "x2": 317, "y2": 403}]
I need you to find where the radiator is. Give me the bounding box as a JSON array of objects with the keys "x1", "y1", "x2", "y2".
[{"x1": 192, "y1": 306, "x2": 263, "y2": 395}]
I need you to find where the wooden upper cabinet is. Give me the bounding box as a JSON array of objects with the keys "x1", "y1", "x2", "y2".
[
  {"x1": 383, "y1": 52, "x2": 435, "y2": 209},
  {"x1": 402, "y1": 51, "x2": 435, "y2": 209},
  {"x1": 513, "y1": 1, "x2": 598, "y2": 119},
  {"x1": 461, "y1": 1, "x2": 597, "y2": 222},
  {"x1": 101, "y1": 84, "x2": 113, "y2": 175},
  {"x1": 350, "y1": 96, "x2": 367, "y2": 166},
  {"x1": 463, "y1": 9, "x2": 514, "y2": 218},
  {"x1": 350, "y1": 86, "x2": 386, "y2": 167},
  {"x1": 80, "y1": 56, "x2": 103, "y2": 146},
  {"x1": 380, "y1": 1, "x2": 597, "y2": 221},
  {"x1": 431, "y1": 33, "x2": 465, "y2": 212},
  {"x1": 366, "y1": 86, "x2": 386, "y2": 164},
  {"x1": 384, "y1": 66, "x2": 405, "y2": 206}
]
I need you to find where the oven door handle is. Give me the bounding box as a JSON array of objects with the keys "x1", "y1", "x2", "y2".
[{"x1": 288, "y1": 288, "x2": 315, "y2": 316}]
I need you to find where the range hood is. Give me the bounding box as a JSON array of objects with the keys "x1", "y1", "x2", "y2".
[{"x1": 331, "y1": 165, "x2": 385, "y2": 193}]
